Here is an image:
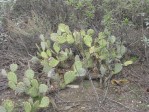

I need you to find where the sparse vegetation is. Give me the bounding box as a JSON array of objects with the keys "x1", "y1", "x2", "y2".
[{"x1": 0, "y1": 0, "x2": 149, "y2": 112}]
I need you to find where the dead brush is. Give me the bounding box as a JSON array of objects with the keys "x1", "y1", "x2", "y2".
[{"x1": 5, "y1": 11, "x2": 52, "y2": 37}]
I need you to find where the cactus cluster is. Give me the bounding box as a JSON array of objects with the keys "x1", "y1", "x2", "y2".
[
  {"x1": 36, "y1": 23, "x2": 133, "y2": 87},
  {"x1": 4, "y1": 64, "x2": 50, "y2": 112}
]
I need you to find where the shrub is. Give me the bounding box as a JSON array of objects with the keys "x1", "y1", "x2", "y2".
[{"x1": 65, "y1": 0, "x2": 95, "y2": 27}]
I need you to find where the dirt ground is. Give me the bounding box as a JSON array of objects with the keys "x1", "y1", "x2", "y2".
[{"x1": 0, "y1": 26, "x2": 149, "y2": 112}]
